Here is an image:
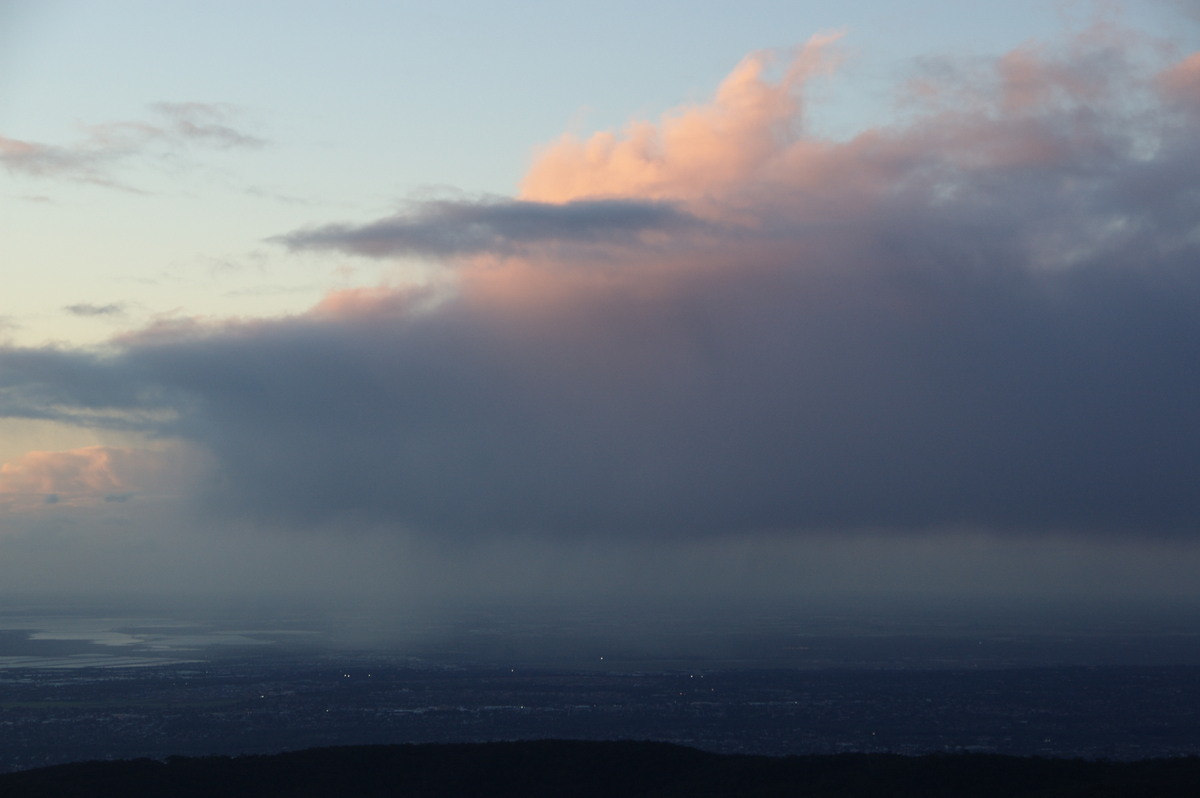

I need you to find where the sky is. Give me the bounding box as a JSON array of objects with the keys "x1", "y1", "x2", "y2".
[{"x1": 2, "y1": 1, "x2": 1200, "y2": 622}]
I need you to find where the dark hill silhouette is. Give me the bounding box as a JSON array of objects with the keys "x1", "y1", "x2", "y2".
[{"x1": 1, "y1": 740, "x2": 1198, "y2": 797}]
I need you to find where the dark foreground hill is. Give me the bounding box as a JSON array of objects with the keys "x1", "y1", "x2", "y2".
[{"x1": 2, "y1": 740, "x2": 1198, "y2": 797}]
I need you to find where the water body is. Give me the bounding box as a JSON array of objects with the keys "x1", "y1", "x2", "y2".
[
  {"x1": 5, "y1": 595, "x2": 1200, "y2": 671},
  {"x1": 0, "y1": 609, "x2": 320, "y2": 669}
]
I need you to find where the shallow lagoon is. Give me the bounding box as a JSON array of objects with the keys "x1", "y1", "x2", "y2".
[{"x1": 0, "y1": 612, "x2": 318, "y2": 669}]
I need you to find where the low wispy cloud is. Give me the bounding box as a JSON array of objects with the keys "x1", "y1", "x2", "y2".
[
  {"x1": 149, "y1": 102, "x2": 266, "y2": 149},
  {"x1": 0, "y1": 102, "x2": 263, "y2": 189},
  {"x1": 275, "y1": 196, "x2": 701, "y2": 259},
  {"x1": 64, "y1": 302, "x2": 126, "y2": 317},
  {"x1": 0, "y1": 134, "x2": 120, "y2": 188}
]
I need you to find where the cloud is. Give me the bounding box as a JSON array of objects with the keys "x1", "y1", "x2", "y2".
[
  {"x1": 0, "y1": 445, "x2": 194, "y2": 509},
  {"x1": 2, "y1": 27, "x2": 1199, "y2": 541},
  {"x1": 0, "y1": 446, "x2": 130, "y2": 496},
  {"x1": 0, "y1": 103, "x2": 262, "y2": 188},
  {"x1": 521, "y1": 33, "x2": 844, "y2": 204},
  {"x1": 0, "y1": 134, "x2": 117, "y2": 187},
  {"x1": 275, "y1": 196, "x2": 701, "y2": 259},
  {"x1": 1159, "y1": 51, "x2": 1200, "y2": 102},
  {"x1": 64, "y1": 303, "x2": 126, "y2": 317},
  {"x1": 1165, "y1": 0, "x2": 1200, "y2": 25},
  {"x1": 148, "y1": 102, "x2": 266, "y2": 149},
  {"x1": 0, "y1": 347, "x2": 157, "y2": 423}
]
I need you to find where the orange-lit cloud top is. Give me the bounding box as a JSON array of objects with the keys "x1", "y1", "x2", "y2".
[
  {"x1": 0, "y1": 445, "x2": 196, "y2": 509},
  {"x1": 451, "y1": 30, "x2": 1188, "y2": 310},
  {"x1": 0, "y1": 446, "x2": 136, "y2": 496},
  {"x1": 518, "y1": 29, "x2": 1169, "y2": 216},
  {"x1": 520, "y1": 33, "x2": 843, "y2": 204},
  {"x1": 309, "y1": 284, "x2": 459, "y2": 321},
  {"x1": 1160, "y1": 51, "x2": 1200, "y2": 101},
  {"x1": 279, "y1": 30, "x2": 1200, "y2": 292}
]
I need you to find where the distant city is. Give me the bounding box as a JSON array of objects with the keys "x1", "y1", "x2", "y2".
[{"x1": 3, "y1": 599, "x2": 1199, "y2": 773}]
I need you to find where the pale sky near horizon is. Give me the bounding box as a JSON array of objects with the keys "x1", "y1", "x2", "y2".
[{"x1": 3, "y1": 1, "x2": 1200, "y2": 612}]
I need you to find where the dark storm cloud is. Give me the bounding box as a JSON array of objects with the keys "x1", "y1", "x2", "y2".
[
  {"x1": 4, "y1": 222, "x2": 1200, "y2": 537},
  {"x1": 275, "y1": 197, "x2": 700, "y2": 258},
  {"x1": 2, "y1": 32, "x2": 1199, "y2": 540},
  {"x1": 0, "y1": 346, "x2": 173, "y2": 430}
]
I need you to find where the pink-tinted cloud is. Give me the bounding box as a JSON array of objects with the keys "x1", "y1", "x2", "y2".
[
  {"x1": 994, "y1": 43, "x2": 1113, "y2": 113},
  {"x1": 310, "y1": 285, "x2": 448, "y2": 320},
  {"x1": 1159, "y1": 51, "x2": 1200, "y2": 101},
  {"x1": 0, "y1": 444, "x2": 208, "y2": 515},
  {"x1": 515, "y1": 25, "x2": 1148, "y2": 234},
  {"x1": 0, "y1": 446, "x2": 146, "y2": 500},
  {"x1": 520, "y1": 33, "x2": 843, "y2": 204}
]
